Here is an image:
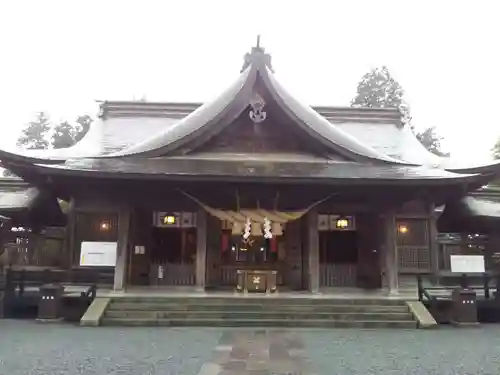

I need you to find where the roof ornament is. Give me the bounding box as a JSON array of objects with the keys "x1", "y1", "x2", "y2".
[
  {"x1": 240, "y1": 35, "x2": 274, "y2": 73},
  {"x1": 249, "y1": 92, "x2": 267, "y2": 123}
]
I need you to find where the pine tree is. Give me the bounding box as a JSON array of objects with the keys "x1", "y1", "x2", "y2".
[
  {"x1": 52, "y1": 121, "x2": 77, "y2": 149},
  {"x1": 351, "y1": 66, "x2": 411, "y2": 127},
  {"x1": 491, "y1": 138, "x2": 500, "y2": 160},
  {"x1": 351, "y1": 66, "x2": 448, "y2": 156},
  {"x1": 17, "y1": 111, "x2": 51, "y2": 149},
  {"x1": 415, "y1": 126, "x2": 449, "y2": 157},
  {"x1": 74, "y1": 114, "x2": 93, "y2": 143}
]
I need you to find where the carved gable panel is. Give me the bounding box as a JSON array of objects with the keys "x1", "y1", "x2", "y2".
[{"x1": 193, "y1": 108, "x2": 339, "y2": 157}]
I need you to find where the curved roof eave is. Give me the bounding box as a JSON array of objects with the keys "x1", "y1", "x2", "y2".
[
  {"x1": 259, "y1": 66, "x2": 408, "y2": 165},
  {"x1": 103, "y1": 66, "x2": 257, "y2": 158},
  {"x1": 23, "y1": 159, "x2": 487, "y2": 187},
  {"x1": 444, "y1": 160, "x2": 500, "y2": 175},
  {"x1": 0, "y1": 149, "x2": 66, "y2": 167}
]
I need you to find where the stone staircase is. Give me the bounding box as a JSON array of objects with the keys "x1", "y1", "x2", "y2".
[{"x1": 100, "y1": 296, "x2": 419, "y2": 328}]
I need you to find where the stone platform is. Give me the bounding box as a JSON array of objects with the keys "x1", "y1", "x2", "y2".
[{"x1": 82, "y1": 288, "x2": 428, "y2": 328}]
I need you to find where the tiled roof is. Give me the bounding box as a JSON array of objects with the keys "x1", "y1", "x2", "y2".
[
  {"x1": 458, "y1": 196, "x2": 500, "y2": 218},
  {"x1": 2, "y1": 42, "x2": 497, "y2": 182},
  {"x1": 438, "y1": 195, "x2": 500, "y2": 233},
  {"x1": 0, "y1": 186, "x2": 39, "y2": 210},
  {"x1": 13, "y1": 104, "x2": 450, "y2": 167}
]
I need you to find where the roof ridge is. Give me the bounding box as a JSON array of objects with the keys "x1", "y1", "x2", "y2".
[
  {"x1": 100, "y1": 100, "x2": 400, "y2": 112},
  {"x1": 99, "y1": 101, "x2": 402, "y2": 122}
]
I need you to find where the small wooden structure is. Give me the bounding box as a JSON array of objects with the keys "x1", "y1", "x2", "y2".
[
  {"x1": 236, "y1": 269, "x2": 277, "y2": 293},
  {"x1": 1, "y1": 41, "x2": 500, "y2": 298}
]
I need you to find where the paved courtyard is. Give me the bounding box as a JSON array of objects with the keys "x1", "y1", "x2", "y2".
[{"x1": 1, "y1": 320, "x2": 499, "y2": 375}]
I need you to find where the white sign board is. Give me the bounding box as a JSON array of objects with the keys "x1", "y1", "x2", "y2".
[
  {"x1": 80, "y1": 241, "x2": 117, "y2": 267},
  {"x1": 450, "y1": 255, "x2": 485, "y2": 273}
]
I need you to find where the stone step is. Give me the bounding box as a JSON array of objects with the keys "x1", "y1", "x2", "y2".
[
  {"x1": 108, "y1": 302, "x2": 409, "y2": 313},
  {"x1": 109, "y1": 297, "x2": 407, "y2": 306},
  {"x1": 100, "y1": 317, "x2": 417, "y2": 329},
  {"x1": 105, "y1": 310, "x2": 414, "y2": 321}
]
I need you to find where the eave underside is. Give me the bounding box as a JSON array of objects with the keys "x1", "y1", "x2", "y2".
[{"x1": 26, "y1": 177, "x2": 478, "y2": 213}]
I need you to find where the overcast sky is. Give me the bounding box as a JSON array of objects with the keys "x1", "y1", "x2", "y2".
[{"x1": 0, "y1": 0, "x2": 498, "y2": 162}]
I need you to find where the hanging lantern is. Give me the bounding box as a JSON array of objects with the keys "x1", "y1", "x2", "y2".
[
  {"x1": 251, "y1": 221, "x2": 263, "y2": 237},
  {"x1": 335, "y1": 216, "x2": 350, "y2": 230},
  {"x1": 271, "y1": 222, "x2": 283, "y2": 236},
  {"x1": 232, "y1": 221, "x2": 243, "y2": 236}
]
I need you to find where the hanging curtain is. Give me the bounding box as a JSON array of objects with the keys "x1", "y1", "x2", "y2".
[
  {"x1": 221, "y1": 232, "x2": 230, "y2": 252},
  {"x1": 270, "y1": 237, "x2": 277, "y2": 253}
]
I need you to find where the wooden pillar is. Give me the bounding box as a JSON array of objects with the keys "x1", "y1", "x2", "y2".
[
  {"x1": 113, "y1": 207, "x2": 131, "y2": 291},
  {"x1": 307, "y1": 208, "x2": 320, "y2": 294},
  {"x1": 284, "y1": 220, "x2": 303, "y2": 290},
  {"x1": 384, "y1": 210, "x2": 399, "y2": 294},
  {"x1": 485, "y1": 233, "x2": 500, "y2": 271},
  {"x1": 195, "y1": 209, "x2": 207, "y2": 291},
  {"x1": 428, "y1": 204, "x2": 440, "y2": 282},
  {"x1": 66, "y1": 198, "x2": 77, "y2": 269}
]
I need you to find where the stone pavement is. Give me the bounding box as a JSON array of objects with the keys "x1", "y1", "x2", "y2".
[
  {"x1": 198, "y1": 330, "x2": 313, "y2": 375},
  {"x1": 2, "y1": 320, "x2": 500, "y2": 375}
]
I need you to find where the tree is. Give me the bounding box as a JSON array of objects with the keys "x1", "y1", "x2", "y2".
[
  {"x1": 17, "y1": 111, "x2": 51, "y2": 149},
  {"x1": 52, "y1": 121, "x2": 77, "y2": 149},
  {"x1": 52, "y1": 114, "x2": 93, "y2": 149},
  {"x1": 351, "y1": 66, "x2": 411, "y2": 127},
  {"x1": 2, "y1": 169, "x2": 18, "y2": 178},
  {"x1": 491, "y1": 138, "x2": 500, "y2": 160},
  {"x1": 415, "y1": 126, "x2": 449, "y2": 157},
  {"x1": 74, "y1": 114, "x2": 93, "y2": 143},
  {"x1": 351, "y1": 66, "x2": 448, "y2": 156}
]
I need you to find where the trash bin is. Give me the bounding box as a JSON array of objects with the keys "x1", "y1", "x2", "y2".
[
  {"x1": 37, "y1": 284, "x2": 65, "y2": 321},
  {"x1": 451, "y1": 288, "x2": 479, "y2": 326}
]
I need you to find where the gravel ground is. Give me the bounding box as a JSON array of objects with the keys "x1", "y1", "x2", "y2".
[
  {"x1": 0, "y1": 320, "x2": 220, "y2": 375},
  {"x1": 302, "y1": 326, "x2": 500, "y2": 375},
  {"x1": 1, "y1": 320, "x2": 500, "y2": 375}
]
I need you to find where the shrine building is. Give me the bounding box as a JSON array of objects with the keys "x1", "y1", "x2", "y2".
[{"x1": 1, "y1": 42, "x2": 499, "y2": 295}]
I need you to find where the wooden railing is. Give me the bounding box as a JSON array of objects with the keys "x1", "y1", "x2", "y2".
[
  {"x1": 417, "y1": 273, "x2": 499, "y2": 303},
  {"x1": 438, "y1": 240, "x2": 488, "y2": 271},
  {"x1": 0, "y1": 267, "x2": 99, "y2": 319},
  {"x1": 220, "y1": 266, "x2": 238, "y2": 285},
  {"x1": 149, "y1": 262, "x2": 195, "y2": 286},
  {"x1": 319, "y1": 263, "x2": 357, "y2": 287},
  {"x1": 398, "y1": 245, "x2": 430, "y2": 272}
]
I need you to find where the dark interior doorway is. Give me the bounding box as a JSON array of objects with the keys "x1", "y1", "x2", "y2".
[
  {"x1": 151, "y1": 227, "x2": 196, "y2": 264},
  {"x1": 319, "y1": 231, "x2": 359, "y2": 264}
]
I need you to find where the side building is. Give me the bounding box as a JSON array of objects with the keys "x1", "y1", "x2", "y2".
[{"x1": 1, "y1": 43, "x2": 499, "y2": 293}]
